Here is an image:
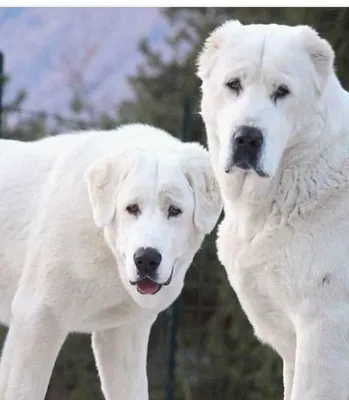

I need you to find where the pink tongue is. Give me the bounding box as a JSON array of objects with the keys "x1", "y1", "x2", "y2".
[{"x1": 136, "y1": 279, "x2": 160, "y2": 295}]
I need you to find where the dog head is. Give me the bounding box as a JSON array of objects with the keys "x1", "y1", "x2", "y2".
[
  {"x1": 197, "y1": 21, "x2": 334, "y2": 179},
  {"x1": 85, "y1": 126, "x2": 222, "y2": 309}
]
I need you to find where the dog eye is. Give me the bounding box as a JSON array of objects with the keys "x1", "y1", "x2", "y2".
[
  {"x1": 273, "y1": 85, "x2": 290, "y2": 101},
  {"x1": 168, "y1": 205, "x2": 182, "y2": 218},
  {"x1": 226, "y1": 78, "x2": 242, "y2": 94},
  {"x1": 126, "y1": 204, "x2": 140, "y2": 216}
]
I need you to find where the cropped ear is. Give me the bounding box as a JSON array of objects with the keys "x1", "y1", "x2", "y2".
[
  {"x1": 180, "y1": 143, "x2": 223, "y2": 234},
  {"x1": 197, "y1": 20, "x2": 242, "y2": 80},
  {"x1": 296, "y1": 25, "x2": 334, "y2": 93},
  {"x1": 84, "y1": 147, "x2": 141, "y2": 228}
]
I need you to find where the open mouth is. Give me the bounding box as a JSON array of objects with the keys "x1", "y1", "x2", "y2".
[
  {"x1": 130, "y1": 266, "x2": 174, "y2": 295},
  {"x1": 135, "y1": 278, "x2": 162, "y2": 295}
]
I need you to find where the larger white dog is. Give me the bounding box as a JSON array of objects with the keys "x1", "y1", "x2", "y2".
[
  {"x1": 0, "y1": 124, "x2": 222, "y2": 400},
  {"x1": 198, "y1": 21, "x2": 349, "y2": 400}
]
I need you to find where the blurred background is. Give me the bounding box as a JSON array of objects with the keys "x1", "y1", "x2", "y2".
[{"x1": 0, "y1": 7, "x2": 348, "y2": 400}]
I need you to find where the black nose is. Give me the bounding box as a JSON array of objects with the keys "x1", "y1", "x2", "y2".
[
  {"x1": 234, "y1": 125, "x2": 263, "y2": 150},
  {"x1": 133, "y1": 247, "x2": 162, "y2": 276},
  {"x1": 231, "y1": 125, "x2": 263, "y2": 171}
]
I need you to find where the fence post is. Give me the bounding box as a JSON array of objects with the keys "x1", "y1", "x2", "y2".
[
  {"x1": 181, "y1": 96, "x2": 192, "y2": 142},
  {"x1": 0, "y1": 52, "x2": 4, "y2": 138},
  {"x1": 165, "y1": 97, "x2": 192, "y2": 400}
]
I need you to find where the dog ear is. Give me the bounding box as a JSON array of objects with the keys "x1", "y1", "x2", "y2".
[
  {"x1": 180, "y1": 143, "x2": 223, "y2": 234},
  {"x1": 84, "y1": 147, "x2": 140, "y2": 228},
  {"x1": 296, "y1": 25, "x2": 334, "y2": 93},
  {"x1": 197, "y1": 20, "x2": 242, "y2": 80}
]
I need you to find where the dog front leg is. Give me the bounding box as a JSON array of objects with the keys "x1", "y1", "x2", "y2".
[
  {"x1": 92, "y1": 318, "x2": 155, "y2": 400},
  {"x1": 291, "y1": 313, "x2": 349, "y2": 400},
  {"x1": 283, "y1": 360, "x2": 295, "y2": 400},
  {"x1": 0, "y1": 298, "x2": 67, "y2": 400}
]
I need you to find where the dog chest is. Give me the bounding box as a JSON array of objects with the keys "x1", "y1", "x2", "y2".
[
  {"x1": 74, "y1": 302, "x2": 152, "y2": 332},
  {"x1": 228, "y1": 254, "x2": 295, "y2": 350},
  {"x1": 217, "y1": 210, "x2": 349, "y2": 357},
  {"x1": 216, "y1": 217, "x2": 303, "y2": 352}
]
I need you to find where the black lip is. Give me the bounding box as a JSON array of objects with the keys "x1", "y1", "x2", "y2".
[
  {"x1": 129, "y1": 264, "x2": 175, "y2": 288},
  {"x1": 233, "y1": 162, "x2": 269, "y2": 178},
  {"x1": 129, "y1": 276, "x2": 158, "y2": 285},
  {"x1": 235, "y1": 160, "x2": 251, "y2": 170},
  {"x1": 255, "y1": 168, "x2": 269, "y2": 178},
  {"x1": 163, "y1": 265, "x2": 174, "y2": 286}
]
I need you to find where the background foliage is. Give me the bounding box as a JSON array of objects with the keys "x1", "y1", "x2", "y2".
[{"x1": 1, "y1": 7, "x2": 349, "y2": 399}]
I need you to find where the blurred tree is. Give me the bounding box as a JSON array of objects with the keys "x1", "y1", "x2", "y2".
[{"x1": 1, "y1": 73, "x2": 50, "y2": 141}]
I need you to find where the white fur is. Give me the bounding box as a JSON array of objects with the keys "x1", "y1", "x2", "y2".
[
  {"x1": 198, "y1": 21, "x2": 349, "y2": 400},
  {"x1": 0, "y1": 123, "x2": 222, "y2": 400}
]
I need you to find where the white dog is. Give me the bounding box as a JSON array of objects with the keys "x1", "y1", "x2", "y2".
[
  {"x1": 198, "y1": 20, "x2": 349, "y2": 400},
  {"x1": 0, "y1": 123, "x2": 222, "y2": 400}
]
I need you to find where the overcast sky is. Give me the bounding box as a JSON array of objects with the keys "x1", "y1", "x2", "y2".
[{"x1": 0, "y1": 7, "x2": 169, "y2": 119}]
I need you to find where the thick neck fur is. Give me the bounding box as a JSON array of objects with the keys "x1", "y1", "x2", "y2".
[{"x1": 212, "y1": 74, "x2": 349, "y2": 241}]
